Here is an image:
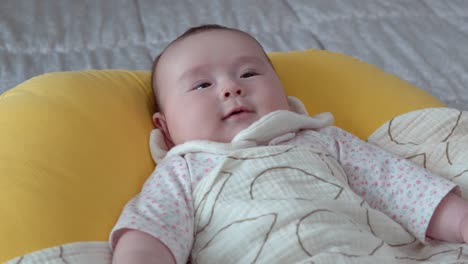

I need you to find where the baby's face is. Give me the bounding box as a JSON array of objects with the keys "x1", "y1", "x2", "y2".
[{"x1": 154, "y1": 30, "x2": 290, "y2": 146}]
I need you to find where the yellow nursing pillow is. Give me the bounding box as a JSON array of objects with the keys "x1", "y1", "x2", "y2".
[
  {"x1": 0, "y1": 49, "x2": 444, "y2": 261},
  {"x1": 269, "y1": 50, "x2": 444, "y2": 138}
]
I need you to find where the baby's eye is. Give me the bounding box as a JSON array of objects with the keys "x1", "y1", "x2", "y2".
[
  {"x1": 193, "y1": 82, "x2": 211, "y2": 90},
  {"x1": 240, "y1": 71, "x2": 258, "y2": 78}
]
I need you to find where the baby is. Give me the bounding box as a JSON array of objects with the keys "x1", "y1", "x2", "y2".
[{"x1": 110, "y1": 24, "x2": 468, "y2": 264}]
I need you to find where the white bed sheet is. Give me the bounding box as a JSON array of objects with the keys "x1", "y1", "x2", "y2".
[{"x1": 0, "y1": 0, "x2": 467, "y2": 110}]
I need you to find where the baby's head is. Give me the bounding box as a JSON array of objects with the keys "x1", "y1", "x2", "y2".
[{"x1": 152, "y1": 24, "x2": 290, "y2": 148}]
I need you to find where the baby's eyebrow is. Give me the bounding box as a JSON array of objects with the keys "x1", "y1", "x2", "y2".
[
  {"x1": 178, "y1": 65, "x2": 209, "y2": 82},
  {"x1": 232, "y1": 55, "x2": 266, "y2": 66},
  {"x1": 178, "y1": 55, "x2": 267, "y2": 81}
]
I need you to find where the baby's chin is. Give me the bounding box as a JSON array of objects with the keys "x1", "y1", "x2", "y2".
[
  {"x1": 178, "y1": 133, "x2": 237, "y2": 145},
  {"x1": 201, "y1": 129, "x2": 246, "y2": 144},
  {"x1": 179, "y1": 120, "x2": 259, "y2": 144},
  {"x1": 223, "y1": 124, "x2": 256, "y2": 143},
  {"x1": 235, "y1": 115, "x2": 265, "y2": 136}
]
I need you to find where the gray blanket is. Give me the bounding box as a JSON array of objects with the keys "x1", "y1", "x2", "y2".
[{"x1": 1, "y1": 0, "x2": 467, "y2": 110}]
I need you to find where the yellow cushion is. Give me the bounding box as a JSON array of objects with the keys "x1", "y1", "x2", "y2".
[
  {"x1": 0, "y1": 50, "x2": 444, "y2": 262},
  {"x1": 269, "y1": 50, "x2": 445, "y2": 139},
  {"x1": 0, "y1": 70, "x2": 156, "y2": 261}
]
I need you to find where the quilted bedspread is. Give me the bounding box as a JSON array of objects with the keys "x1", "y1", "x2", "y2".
[
  {"x1": 5, "y1": 107, "x2": 468, "y2": 263},
  {"x1": 0, "y1": 0, "x2": 467, "y2": 110}
]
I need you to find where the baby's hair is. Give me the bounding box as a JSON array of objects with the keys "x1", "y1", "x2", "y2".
[{"x1": 150, "y1": 24, "x2": 272, "y2": 112}]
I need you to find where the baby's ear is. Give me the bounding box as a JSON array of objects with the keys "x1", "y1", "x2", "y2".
[{"x1": 152, "y1": 112, "x2": 175, "y2": 149}]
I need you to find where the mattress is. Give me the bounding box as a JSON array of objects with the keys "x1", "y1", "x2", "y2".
[{"x1": 0, "y1": 0, "x2": 467, "y2": 110}]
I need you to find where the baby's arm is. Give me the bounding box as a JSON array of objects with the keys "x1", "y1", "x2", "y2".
[
  {"x1": 113, "y1": 230, "x2": 175, "y2": 264},
  {"x1": 427, "y1": 192, "x2": 468, "y2": 243},
  {"x1": 110, "y1": 155, "x2": 194, "y2": 264},
  {"x1": 316, "y1": 126, "x2": 459, "y2": 242}
]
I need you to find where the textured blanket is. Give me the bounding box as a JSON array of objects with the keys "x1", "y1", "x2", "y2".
[
  {"x1": 7, "y1": 107, "x2": 468, "y2": 264},
  {"x1": 368, "y1": 108, "x2": 468, "y2": 198}
]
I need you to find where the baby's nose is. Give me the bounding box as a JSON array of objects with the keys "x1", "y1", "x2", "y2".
[
  {"x1": 221, "y1": 79, "x2": 244, "y2": 99},
  {"x1": 224, "y1": 88, "x2": 243, "y2": 98}
]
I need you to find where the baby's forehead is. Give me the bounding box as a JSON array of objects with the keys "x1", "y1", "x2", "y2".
[
  {"x1": 170, "y1": 31, "x2": 265, "y2": 62},
  {"x1": 172, "y1": 30, "x2": 262, "y2": 54},
  {"x1": 163, "y1": 32, "x2": 253, "y2": 64}
]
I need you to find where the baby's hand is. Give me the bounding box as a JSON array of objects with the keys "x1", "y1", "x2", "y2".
[
  {"x1": 461, "y1": 215, "x2": 468, "y2": 244},
  {"x1": 427, "y1": 192, "x2": 468, "y2": 243}
]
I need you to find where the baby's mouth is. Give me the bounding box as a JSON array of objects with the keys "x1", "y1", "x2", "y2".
[{"x1": 222, "y1": 107, "x2": 253, "y2": 120}]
